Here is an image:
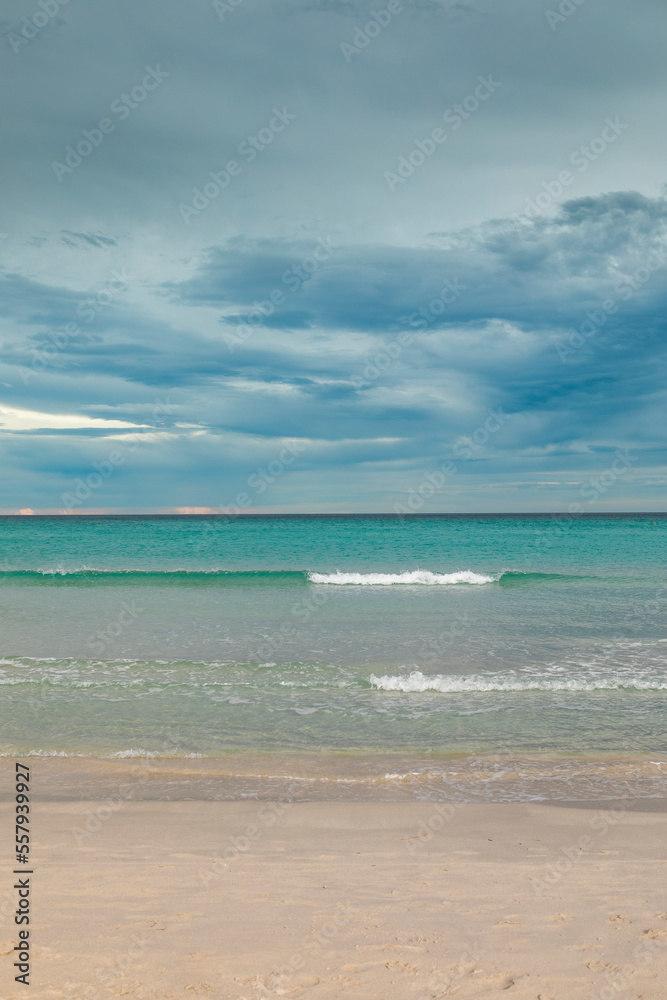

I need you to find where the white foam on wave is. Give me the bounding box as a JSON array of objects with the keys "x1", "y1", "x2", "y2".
[
  {"x1": 35, "y1": 564, "x2": 99, "y2": 575},
  {"x1": 369, "y1": 669, "x2": 667, "y2": 693},
  {"x1": 308, "y1": 570, "x2": 496, "y2": 586}
]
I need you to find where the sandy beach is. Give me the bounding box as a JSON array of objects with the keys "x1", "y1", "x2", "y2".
[
  {"x1": 3, "y1": 0, "x2": 667, "y2": 983},
  {"x1": 2, "y1": 762, "x2": 666, "y2": 999}
]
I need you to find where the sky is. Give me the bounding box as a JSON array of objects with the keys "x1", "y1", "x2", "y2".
[{"x1": 0, "y1": 0, "x2": 665, "y2": 513}]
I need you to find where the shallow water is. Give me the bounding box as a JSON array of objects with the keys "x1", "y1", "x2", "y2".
[{"x1": 1, "y1": 515, "x2": 666, "y2": 768}]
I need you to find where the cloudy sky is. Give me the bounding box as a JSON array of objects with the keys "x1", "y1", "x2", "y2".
[{"x1": 1, "y1": 0, "x2": 665, "y2": 513}]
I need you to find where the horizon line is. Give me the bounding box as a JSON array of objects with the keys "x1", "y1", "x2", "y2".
[{"x1": 0, "y1": 511, "x2": 666, "y2": 519}]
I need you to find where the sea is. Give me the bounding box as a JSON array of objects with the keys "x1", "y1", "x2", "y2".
[{"x1": 1, "y1": 513, "x2": 666, "y2": 802}]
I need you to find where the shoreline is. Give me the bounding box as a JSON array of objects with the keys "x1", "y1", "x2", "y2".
[{"x1": 3, "y1": 752, "x2": 666, "y2": 805}]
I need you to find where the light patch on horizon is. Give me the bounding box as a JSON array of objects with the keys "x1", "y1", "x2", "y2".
[{"x1": 174, "y1": 507, "x2": 220, "y2": 514}]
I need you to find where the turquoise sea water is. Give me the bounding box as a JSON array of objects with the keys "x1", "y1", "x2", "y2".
[{"x1": 1, "y1": 514, "x2": 666, "y2": 765}]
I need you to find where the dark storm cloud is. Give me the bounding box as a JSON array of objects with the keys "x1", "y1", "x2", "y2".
[
  {"x1": 172, "y1": 191, "x2": 667, "y2": 338},
  {"x1": 0, "y1": 0, "x2": 665, "y2": 510}
]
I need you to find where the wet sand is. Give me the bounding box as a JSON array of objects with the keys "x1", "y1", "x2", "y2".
[{"x1": 12, "y1": 751, "x2": 667, "y2": 803}]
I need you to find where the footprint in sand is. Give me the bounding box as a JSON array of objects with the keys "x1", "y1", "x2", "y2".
[
  {"x1": 258, "y1": 972, "x2": 320, "y2": 994},
  {"x1": 330, "y1": 975, "x2": 362, "y2": 990},
  {"x1": 493, "y1": 914, "x2": 525, "y2": 927},
  {"x1": 342, "y1": 962, "x2": 387, "y2": 972},
  {"x1": 362, "y1": 944, "x2": 430, "y2": 952},
  {"x1": 475, "y1": 972, "x2": 520, "y2": 990},
  {"x1": 385, "y1": 960, "x2": 419, "y2": 973}
]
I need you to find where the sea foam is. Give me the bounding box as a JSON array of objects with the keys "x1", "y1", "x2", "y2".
[
  {"x1": 369, "y1": 669, "x2": 667, "y2": 693},
  {"x1": 308, "y1": 570, "x2": 496, "y2": 585}
]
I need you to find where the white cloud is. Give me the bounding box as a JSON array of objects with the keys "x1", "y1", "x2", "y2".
[{"x1": 0, "y1": 405, "x2": 149, "y2": 432}]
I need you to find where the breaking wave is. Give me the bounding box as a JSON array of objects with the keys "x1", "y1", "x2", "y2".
[
  {"x1": 369, "y1": 668, "x2": 667, "y2": 693},
  {"x1": 307, "y1": 570, "x2": 496, "y2": 585},
  {"x1": 0, "y1": 568, "x2": 617, "y2": 587}
]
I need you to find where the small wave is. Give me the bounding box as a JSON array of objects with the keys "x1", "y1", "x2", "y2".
[
  {"x1": 0, "y1": 568, "x2": 308, "y2": 585},
  {"x1": 497, "y1": 571, "x2": 596, "y2": 586},
  {"x1": 0, "y1": 568, "x2": 622, "y2": 587},
  {"x1": 369, "y1": 669, "x2": 667, "y2": 693},
  {"x1": 308, "y1": 570, "x2": 496, "y2": 586}
]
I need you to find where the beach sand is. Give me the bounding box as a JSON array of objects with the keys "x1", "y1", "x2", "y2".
[{"x1": 1, "y1": 762, "x2": 666, "y2": 998}]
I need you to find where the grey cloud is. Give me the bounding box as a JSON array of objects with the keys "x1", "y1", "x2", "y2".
[
  {"x1": 59, "y1": 231, "x2": 118, "y2": 249},
  {"x1": 0, "y1": 0, "x2": 665, "y2": 509}
]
